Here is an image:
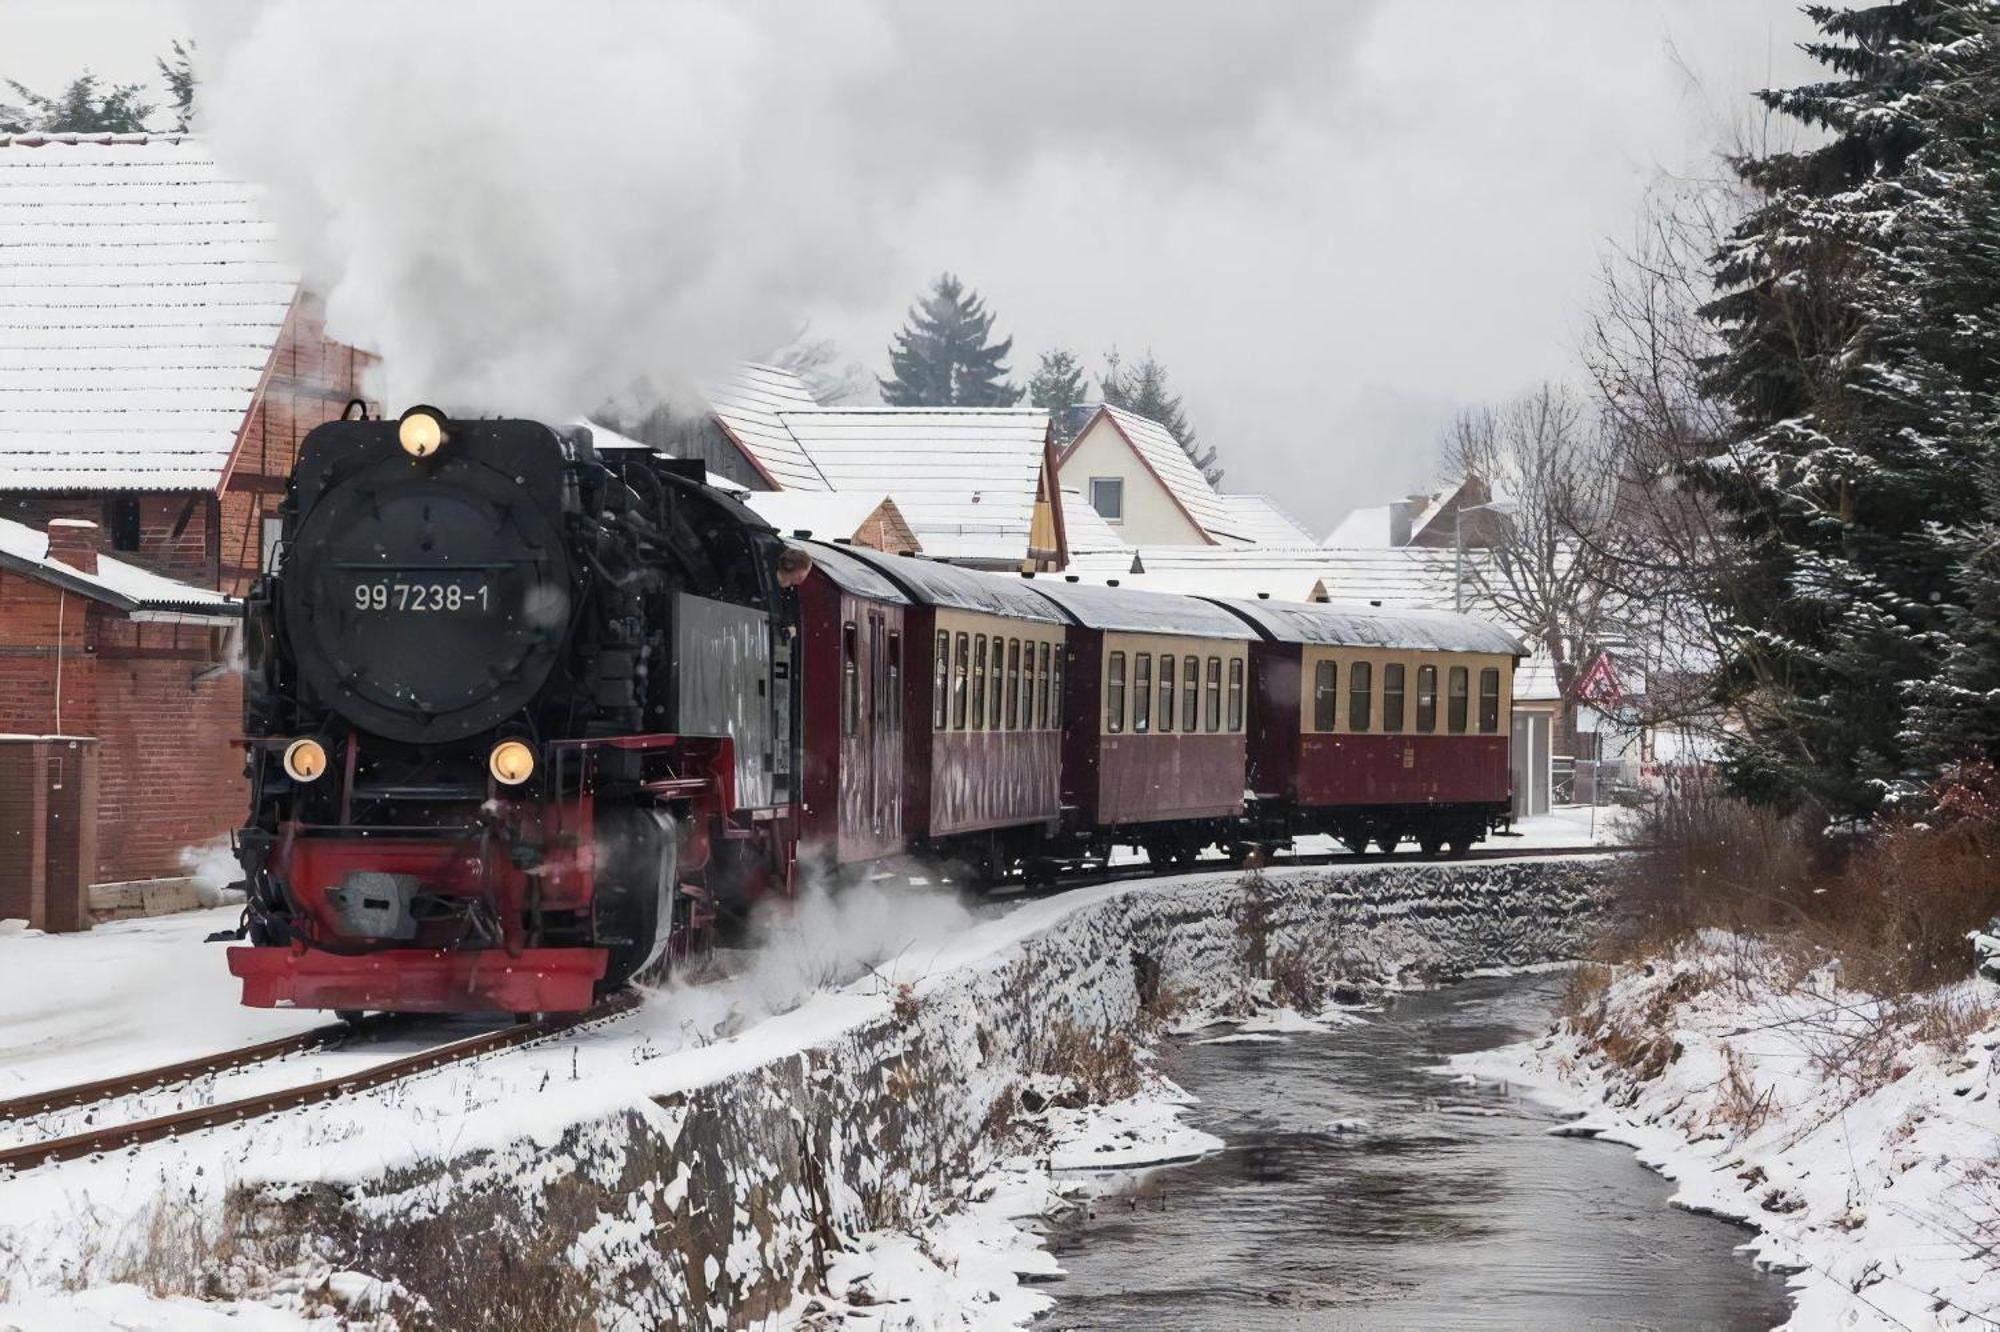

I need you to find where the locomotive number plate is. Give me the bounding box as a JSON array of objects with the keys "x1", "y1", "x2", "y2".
[{"x1": 349, "y1": 579, "x2": 492, "y2": 613}]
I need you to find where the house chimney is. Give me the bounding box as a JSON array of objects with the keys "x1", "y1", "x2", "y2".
[{"x1": 45, "y1": 518, "x2": 99, "y2": 574}]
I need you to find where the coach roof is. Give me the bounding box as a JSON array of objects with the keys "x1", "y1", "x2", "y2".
[
  {"x1": 796, "y1": 540, "x2": 910, "y2": 604},
  {"x1": 1023, "y1": 578, "x2": 1250, "y2": 639},
  {"x1": 832, "y1": 546, "x2": 1066, "y2": 623},
  {"x1": 1205, "y1": 596, "x2": 1524, "y2": 655}
]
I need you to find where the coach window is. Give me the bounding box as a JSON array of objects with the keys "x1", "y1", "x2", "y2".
[
  {"x1": 1133, "y1": 653, "x2": 1152, "y2": 733},
  {"x1": 1383, "y1": 663, "x2": 1406, "y2": 732},
  {"x1": 1415, "y1": 664, "x2": 1437, "y2": 732},
  {"x1": 1313, "y1": 660, "x2": 1337, "y2": 731},
  {"x1": 1036, "y1": 641, "x2": 1052, "y2": 728},
  {"x1": 1019, "y1": 641, "x2": 1034, "y2": 728},
  {"x1": 933, "y1": 632, "x2": 950, "y2": 728},
  {"x1": 972, "y1": 636, "x2": 988, "y2": 730},
  {"x1": 1182, "y1": 656, "x2": 1199, "y2": 730},
  {"x1": 886, "y1": 633, "x2": 901, "y2": 731},
  {"x1": 954, "y1": 633, "x2": 970, "y2": 729},
  {"x1": 1002, "y1": 640, "x2": 1018, "y2": 729},
  {"x1": 990, "y1": 637, "x2": 1005, "y2": 730},
  {"x1": 1348, "y1": 660, "x2": 1372, "y2": 732},
  {"x1": 1448, "y1": 665, "x2": 1470, "y2": 733},
  {"x1": 1107, "y1": 651, "x2": 1127, "y2": 734},
  {"x1": 841, "y1": 623, "x2": 860, "y2": 737},
  {"x1": 1158, "y1": 655, "x2": 1175, "y2": 732},
  {"x1": 1228, "y1": 657, "x2": 1245, "y2": 732},
  {"x1": 1479, "y1": 667, "x2": 1500, "y2": 733},
  {"x1": 1052, "y1": 647, "x2": 1065, "y2": 728},
  {"x1": 1205, "y1": 656, "x2": 1222, "y2": 732}
]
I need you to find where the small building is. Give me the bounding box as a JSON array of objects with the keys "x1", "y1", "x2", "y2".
[
  {"x1": 1324, "y1": 477, "x2": 1500, "y2": 549},
  {"x1": 0, "y1": 132, "x2": 373, "y2": 911},
  {"x1": 1059, "y1": 405, "x2": 1231, "y2": 545}
]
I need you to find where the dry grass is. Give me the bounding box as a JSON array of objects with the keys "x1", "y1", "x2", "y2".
[
  {"x1": 1611, "y1": 765, "x2": 2000, "y2": 996},
  {"x1": 1030, "y1": 1018, "x2": 1143, "y2": 1104}
]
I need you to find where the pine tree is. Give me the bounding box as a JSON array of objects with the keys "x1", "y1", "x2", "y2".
[
  {"x1": 1691, "y1": 1, "x2": 2000, "y2": 815},
  {"x1": 157, "y1": 40, "x2": 196, "y2": 132},
  {"x1": 1101, "y1": 349, "x2": 1220, "y2": 484},
  {"x1": 1028, "y1": 348, "x2": 1090, "y2": 443},
  {"x1": 0, "y1": 72, "x2": 153, "y2": 134},
  {"x1": 878, "y1": 273, "x2": 1022, "y2": 406}
]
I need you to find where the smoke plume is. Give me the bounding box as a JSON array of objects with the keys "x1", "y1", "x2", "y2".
[{"x1": 194, "y1": 0, "x2": 1375, "y2": 417}]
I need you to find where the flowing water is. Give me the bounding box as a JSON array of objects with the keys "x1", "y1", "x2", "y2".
[{"x1": 1037, "y1": 974, "x2": 1793, "y2": 1331}]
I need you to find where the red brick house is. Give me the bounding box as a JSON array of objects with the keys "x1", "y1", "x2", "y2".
[{"x1": 0, "y1": 132, "x2": 373, "y2": 910}]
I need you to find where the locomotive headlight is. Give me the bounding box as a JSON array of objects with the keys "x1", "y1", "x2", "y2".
[
  {"x1": 397, "y1": 405, "x2": 449, "y2": 458},
  {"x1": 488, "y1": 739, "x2": 536, "y2": 786},
  {"x1": 282, "y1": 737, "x2": 329, "y2": 783}
]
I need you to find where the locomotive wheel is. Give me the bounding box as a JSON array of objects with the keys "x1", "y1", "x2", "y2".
[{"x1": 593, "y1": 807, "x2": 677, "y2": 995}]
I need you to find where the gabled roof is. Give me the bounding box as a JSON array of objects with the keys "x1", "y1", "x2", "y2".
[
  {"x1": 777, "y1": 407, "x2": 1055, "y2": 564},
  {"x1": 742, "y1": 490, "x2": 911, "y2": 547},
  {"x1": 0, "y1": 515, "x2": 236, "y2": 617},
  {"x1": 1214, "y1": 493, "x2": 1314, "y2": 545},
  {"x1": 1065, "y1": 405, "x2": 1234, "y2": 543},
  {"x1": 1058, "y1": 485, "x2": 1126, "y2": 553},
  {"x1": 700, "y1": 362, "x2": 831, "y2": 491},
  {"x1": 1323, "y1": 504, "x2": 1391, "y2": 548},
  {"x1": 0, "y1": 133, "x2": 298, "y2": 492}
]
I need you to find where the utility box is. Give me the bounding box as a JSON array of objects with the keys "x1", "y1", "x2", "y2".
[{"x1": 0, "y1": 735, "x2": 98, "y2": 932}]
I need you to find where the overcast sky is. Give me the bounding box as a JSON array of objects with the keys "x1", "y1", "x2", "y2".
[{"x1": 5, "y1": 1, "x2": 1826, "y2": 533}]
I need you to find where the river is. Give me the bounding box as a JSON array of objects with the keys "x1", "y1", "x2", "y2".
[{"x1": 1036, "y1": 973, "x2": 1792, "y2": 1331}]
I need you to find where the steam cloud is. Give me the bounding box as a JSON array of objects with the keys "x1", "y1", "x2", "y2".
[{"x1": 195, "y1": 0, "x2": 1376, "y2": 418}]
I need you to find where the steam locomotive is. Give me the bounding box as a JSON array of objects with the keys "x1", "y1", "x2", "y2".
[{"x1": 227, "y1": 409, "x2": 1519, "y2": 1017}]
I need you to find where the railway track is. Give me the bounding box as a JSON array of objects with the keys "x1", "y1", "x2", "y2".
[{"x1": 0, "y1": 993, "x2": 639, "y2": 1176}]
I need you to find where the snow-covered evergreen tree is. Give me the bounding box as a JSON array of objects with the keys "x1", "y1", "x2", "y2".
[
  {"x1": 1028, "y1": 348, "x2": 1090, "y2": 443},
  {"x1": 878, "y1": 273, "x2": 1022, "y2": 407},
  {"x1": 1692, "y1": 0, "x2": 2000, "y2": 815},
  {"x1": 1101, "y1": 350, "x2": 1220, "y2": 485}
]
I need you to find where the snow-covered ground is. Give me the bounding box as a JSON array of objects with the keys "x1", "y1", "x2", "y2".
[
  {"x1": 0, "y1": 856, "x2": 1609, "y2": 1328},
  {"x1": 1456, "y1": 934, "x2": 2000, "y2": 1331}
]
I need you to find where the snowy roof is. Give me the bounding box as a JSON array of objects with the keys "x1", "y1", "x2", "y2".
[
  {"x1": 1025, "y1": 578, "x2": 1251, "y2": 640},
  {"x1": 701, "y1": 362, "x2": 831, "y2": 491},
  {"x1": 1214, "y1": 493, "x2": 1315, "y2": 545},
  {"x1": 1059, "y1": 543, "x2": 1487, "y2": 615},
  {"x1": 1323, "y1": 505, "x2": 1391, "y2": 548},
  {"x1": 1058, "y1": 485, "x2": 1125, "y2": 553},
  {"x1": 778, "y1": 408, "x2": 1054, "y2": 564},
  {"x1": 0, "y1": 514, "x2": 236, "y2": 616},
  {"x1": 0, "y1": 133, "x2": 298, "y2": 492},
  {"x1": 1071, "y1": 405, "x2": 1236, "y2": 542},
  {"x1": 742, "y1": 490, "x2": 906, "y2": 545},
  {"x1": 1313, "y1": 548, "x2": 1466, "y2": 608},
  {"x1": 1207, "y1": 597, "x2": 1523, "y2": 655},
  {"x1": 797, "y1": 539, "x2": 910, "y2": 604},
  {"x1": 834, "y1": 546, "x2": 1067, "y2": 623}
]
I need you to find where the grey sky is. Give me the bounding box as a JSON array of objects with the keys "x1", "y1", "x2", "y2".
[{"x1": 4, "y1": 1, "x2": 1825, "y2": 534}]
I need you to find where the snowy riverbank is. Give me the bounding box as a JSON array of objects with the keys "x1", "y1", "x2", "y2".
[
  {"x1": 1455, "y1": 932, "x2": 2000, "y2": 1331},
  {"x1": 0, "y1": 856, "x2": 1609, "y2": 1330}
]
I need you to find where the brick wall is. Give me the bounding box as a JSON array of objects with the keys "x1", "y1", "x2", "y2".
[{"x1": 0, "y1": 570, "x2": 242, "y2": 885}]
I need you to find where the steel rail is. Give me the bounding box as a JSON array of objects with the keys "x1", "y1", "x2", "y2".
[{"x1": 0, "y1": 992, "x2": 640, "y2": 1175}]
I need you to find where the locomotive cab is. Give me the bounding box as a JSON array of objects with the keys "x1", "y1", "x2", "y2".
[{"x1": 228, "y1": 411, "x2": 797, "y2": 1014}]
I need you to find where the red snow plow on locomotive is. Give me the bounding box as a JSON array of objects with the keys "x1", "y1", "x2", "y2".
[{"x1": 224, "y1": 408, "x2": 1521, "y2": 1017}]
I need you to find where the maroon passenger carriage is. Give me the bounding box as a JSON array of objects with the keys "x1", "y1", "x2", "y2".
[{"x1": 1209, "y1": 597, "x2": 1523, "y2": 856}]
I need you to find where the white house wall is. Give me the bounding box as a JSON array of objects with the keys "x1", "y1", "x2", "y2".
[{"x1": 1058, "y1": 417, "x2": 1209, "y2": 547}]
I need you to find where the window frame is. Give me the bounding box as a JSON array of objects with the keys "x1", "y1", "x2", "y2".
[
  {"x1": 1036, "y1": 640, "x2": 1052, "y2": 729},
  {"x1": 1347, "y1": 659, "x2": 1373, "y2": 733},
  {"x1": 1448, "y1": 664, "x2": 1470, "y2": 734},
  {"x1": 972, "y1": 634, "x2": 988, "y2": 730},
  {"x1": 841, "y1": 621, "x2": 860, "y2": 738},
  {"x1": 1106, "y1": 650, "x2": 1127, "y2": 734},
  {"x1": 1382, "y1": 662, "x2": 1406, "y2": 733},
  {"x1": 933, "y1": 631, "x2": 950, "y2": 729},
  {"x1": 885, "y1": 631, "x2": 901, "y2": 732},
  {"x1": 1478, "y1": 666, "x2": 1500, "y2": 733},
  {"x1": 1089, "y1": 476, "x2": 1125, "y2": 523},
  {"x1": 989, "y1": 636, "x2": 1005, "y2": 731},
  {"x1": 1158, "y1": 654, "x2": 1175, "y2": 733},
  {"x1": 1416, "y1": 663, "x2": 1437, "y2": 733},
  {"x1": 1313, "y1": 659, "x2": 1337, "y2": 732},
  {"x1": 953, "y1": 632, "x2": 970, "y2": 730},
  {"x1": 1205, "y1": 656, "x2": 1222, "y2": 733},
  {"x1": 1227, "y1": 656, "x2": 1244, "y2": 733},
  {"x1": 1006, "y1": 638, "x2": 1021, "y2": 730},
  {"x1": 1133, "y1": 653, "x2": 1152, "y2": 733}
]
